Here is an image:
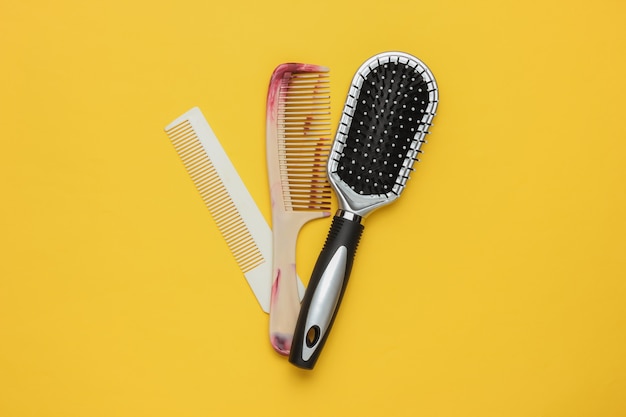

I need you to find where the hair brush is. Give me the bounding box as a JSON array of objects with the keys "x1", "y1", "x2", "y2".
[
  {"x1": 289, "y1": 51, "x2": 439, "y2": 369},
  {"x1": 266, "y1": 63, "x2": 332, "y2": 355}
]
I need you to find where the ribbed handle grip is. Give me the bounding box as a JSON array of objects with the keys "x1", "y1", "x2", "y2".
[{"x1": 289, "y1": 214, "x2": 364, "y2": 369}]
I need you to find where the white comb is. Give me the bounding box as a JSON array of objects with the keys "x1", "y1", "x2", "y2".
[{"x1": 164, "y1": 107, "x2": 304, "y2": 313}]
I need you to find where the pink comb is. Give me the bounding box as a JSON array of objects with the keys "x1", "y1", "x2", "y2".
[{"x1": 266, "y1": 63, "x2": 332, "y2": 355}]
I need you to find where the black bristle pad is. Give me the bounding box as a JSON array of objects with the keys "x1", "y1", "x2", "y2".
[{"x1": 337, "y1": 62, "x2": 433, "y2": 195}]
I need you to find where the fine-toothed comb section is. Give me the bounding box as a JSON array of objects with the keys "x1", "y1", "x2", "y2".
[
  {"x1": 277, "y1": 70, "x2": 332, "y2": 211},
  {"x1": 165, "y1": 120, "x2": 264, "y2": 274}
]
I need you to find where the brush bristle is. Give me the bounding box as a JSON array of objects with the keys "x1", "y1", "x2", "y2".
[
  {"x1": 277, "y1": 71, "x2": 332, "y2": 212},
  {"x1": 333, "y1": 56, "x2": 438, "y2": 196}
]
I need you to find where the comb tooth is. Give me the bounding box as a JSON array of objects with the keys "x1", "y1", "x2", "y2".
[
  {"x1": 281, "y1": 91, "x2": 330, "y2": 98},
  {"x1": 280, "y1": 162, "x2": 329, "y2": 168},
  {"x1": 287, "y1": 193, "x2": 331, "y2": 199},
  {"x1": 287, "y1": 189, "x2": 331, "y2": 195},
  {"x1": 281, "y1": 136, "x2": 331, "y2": 141},
  {"x1": 280, "y1": 111, "x2": 330, "y2": 116},
  {"x1": 280, "y1": 94, "x2": 330, "y2": 100},
  {"x1": 285, "y1": 181, "x2": 329, "y2": 187},
  {"x1": 279, "y1": 150, "x2": 330, "y2": 156},
  {"x1": 286, "y1": 186, "x2": 331, "y2": 191},
  {"x1": 286, "y1": 185, "x2": 331, "y2": 191},
  {"x1": 281, "y1": 156, "x2": 327, "y2": 167},
  {"x1": 281, "y1": 165, "x2": 328, "y2": 171},
  {"x1": 284, "y1": 182, "x2": 331, "y2": 188},
  {"x1": 280, "y1": 108, "x2": 330, "y2": 113},
  {"x1": 291, "y1": 170, "x2": 330, "y2": 177},
  {"x1": 279, "y1": 144, "x2": 329, "y2": 151},
  {"x1": 281, "y1": 134, "x2": 330, "y2": 139},
  {"x1": 280, "y1": 153, "x2": 329, "y2": 159},
  {"x1": 283, "y1": 78, "x2": 329, "y2": 84},
  {"x1": 279, "y1": 144, "x2": 330, "y2": 150},
  {"x1": 282, "y1": 83, "x2": 329, "y2": 89},
  {"x1": 280, "y1": 149, "x2": 330, "y2": 155},
  {"x1": 279, "y1": 140, "x2": 330, "y2": 145},
  {"x1": 279, "y1": 123, "x2": 330, "y2": 128},
  {"x1": 280, "y1": 130, "x2": 330, "y2": 134},
  {"x1": 281, "y1": 123, "x2": 331, "y2": 127},
  {"x1": 279, "y1": 112, "x2": 330, "y2": 117},
  {"x1": 282, "y1": 100, "x2": 330, "y2": 107}
]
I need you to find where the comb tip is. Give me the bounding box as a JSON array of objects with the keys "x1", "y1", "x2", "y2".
[{"x1": 165, "y1": 106, "x2": 202, "y2": 131}]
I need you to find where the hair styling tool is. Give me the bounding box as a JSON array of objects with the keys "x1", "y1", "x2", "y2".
[
  {"x1": 289, "y1": 52, "x2": 439, "y2": 369},
  {"x1": 164, "y1": 107, "x2": 305, "y2": 313},
  {"x1": 266, "y1": 64, "x2": 332, "y2": 355}
]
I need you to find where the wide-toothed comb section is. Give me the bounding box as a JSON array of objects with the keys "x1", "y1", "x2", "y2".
[
  {"x1": 277, "y1": 71, "x2": 332, "y2": 211},
  {"x1": 165, "y1": 120, "x2": 265, "y2": 273},
  {"x1": 335, "y1": 56, "x2": 438, "y2": 196}
]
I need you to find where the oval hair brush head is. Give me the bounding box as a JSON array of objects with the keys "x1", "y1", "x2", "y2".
[
  {"x1": 329, "y1": 51, "x2": 439, "y2": 215},
  {"x1": 289, "y1": 51, "x2": 439, "y2": 369}
]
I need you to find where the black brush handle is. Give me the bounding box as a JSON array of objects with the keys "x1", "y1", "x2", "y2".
[{"x1": 289, "y1": 212, "x2": 364, "y2": 369}]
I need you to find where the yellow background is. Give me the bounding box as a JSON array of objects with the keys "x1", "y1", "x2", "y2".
[{"x1": 1, "y1": 0, "x2": 625, "y2": 415}]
